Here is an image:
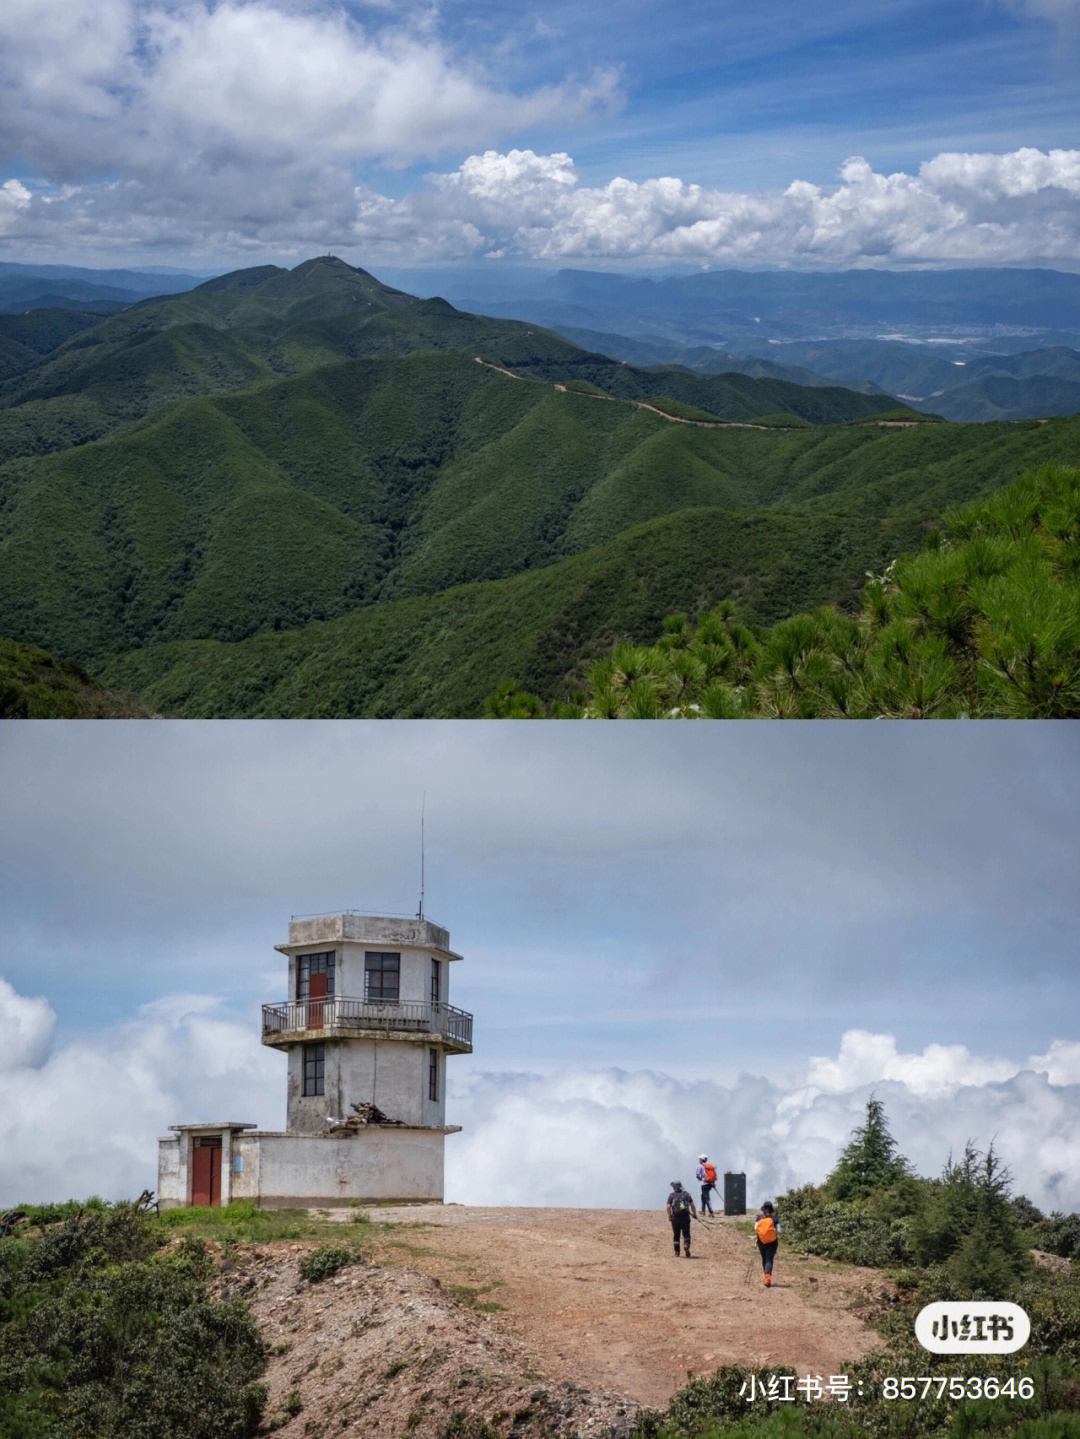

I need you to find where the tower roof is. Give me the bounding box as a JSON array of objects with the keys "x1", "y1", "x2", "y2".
[{"x1": 275, "y1": 912, "x2": 462, "y2": 959}]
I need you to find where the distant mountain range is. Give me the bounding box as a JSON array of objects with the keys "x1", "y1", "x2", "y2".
[
  {"x1": 0, "y1": 262, "x2": 211, "y2": 316},
  {"x1": 1, "y1": 255, "x2": 1077, "y2": 716},
  {"x1": 373, "y1": 264, "x2": 1080, "y2": 423},
  {"x1": 382, "y1": 263, "x2": 1080, "y2": 339}
]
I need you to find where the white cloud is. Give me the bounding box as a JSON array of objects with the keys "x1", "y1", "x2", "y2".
[
  {"x1": 449, "y1": 1031, "x2": 1080, "y2": 1213},
  {"x1": 6, "y1": 143, "x2": 1080, "y2": 267},
  {"x1": 1027, "y1": 1039, "x2": 1080, "y2": 1084},
  {"x1": 0, "y1": 976, "x2": 279, "y2": 1205},
  {"x1": 138, "y1": 6, "x2": 617, "y2": 168},
  {"x1": 0, "y1": 0, "x2": 618, "y2": 183},
  {"x1": 0, "y1": 976, "x2": 55, "y2": 1070},
  {"x1": 407, "y1": 146, "x2": 1080, "y2": 266},
  {"x1": 804, "y1": 1030, "x2": 1019, "y2": 1096},
  {"x1": 2, "y1": 958, "x2": 1077, "y2": 1218},
  {"x1": 0, "y1": 179, "x2": 32, "y2": 235}
]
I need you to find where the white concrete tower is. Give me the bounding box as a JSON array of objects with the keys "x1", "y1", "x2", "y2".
[
  {"x1": 156, "y1": 911, "x2": 471, "y2": 1209},
  {"x1": 261, "y1": 911, "x2": 472, "y2": 1136}
]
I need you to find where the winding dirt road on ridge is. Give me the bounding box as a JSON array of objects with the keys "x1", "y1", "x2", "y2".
[
  {"x1": 474, "y1": 355, "x2": 924, "y2": 430},
  {"x1": 364, "y1": 1205, "x2": 888, "y2": 1411}
]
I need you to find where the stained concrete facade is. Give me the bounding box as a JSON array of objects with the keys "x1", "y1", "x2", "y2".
[
  {"x1": 157, "y1": 1125, "x2": 447, "y2": 1209},
  {"x1": 156, "y1": 912, "x2": 471, "y2": 1209}
]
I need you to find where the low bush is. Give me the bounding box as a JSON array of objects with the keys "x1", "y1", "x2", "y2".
[
  {"x1": 297, "y1": 1245, "x2": 354, "y2": 1283},
  {"x1": 0, "y1": 1206, "x2": 266, "y2": 1439}
]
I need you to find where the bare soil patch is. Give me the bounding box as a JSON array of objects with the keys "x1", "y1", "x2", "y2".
[
  {"x1": 362, "y1": 1206, "x2": 886, "y2": 1410},
  {"x1": 213, "y1": 1239, "x2": 634, "y2": 1439},
  {"x1": 210, "y1": 1207, "x2": 888, "y2": 1438}
]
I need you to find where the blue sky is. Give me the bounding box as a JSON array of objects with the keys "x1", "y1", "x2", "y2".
[
  {"x1": 2, "y1": 723, "x2": 1079, "y2": 1208},
  {"x1": 1, "y1": 0, "x2": 1079, "y2": 268}
]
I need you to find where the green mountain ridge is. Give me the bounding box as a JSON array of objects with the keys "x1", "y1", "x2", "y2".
[{"x1": 1, "y1": 255, "x2": 1075, "y2": 717}]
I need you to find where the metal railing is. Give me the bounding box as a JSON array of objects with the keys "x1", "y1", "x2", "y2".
[{"x1": 261, "y1": 996, "x2": 472, "y2": 1047}]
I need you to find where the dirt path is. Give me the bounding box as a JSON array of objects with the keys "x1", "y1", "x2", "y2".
[
  {"x1": 363, "y1": 1205, "x2": 887, "y2": 1411},
  {"x1": 474, "y1": 356, "x2": 926, "y2": 431}
]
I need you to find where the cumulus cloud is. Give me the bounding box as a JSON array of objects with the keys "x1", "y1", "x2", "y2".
[
  {"x1": 6, "y1": 144, "x2": 1080, "y2": 267},
  {"x1": 0, "y1": 0, "x2": 618, "y2": 255},
  {"x1": 0, "y1": 976, "x2": 55, "y2": 1070},
  {"x1": 448, "y1": 1031, "x2": 1080, "y2": 1213},
  {"x1": 803, "y1": 1030, "x2": 1020, "y2": 1096},
  {"x1": 2, "y1": 962, "x2": 1076, "y2": 1217},
  {"x1": 0, "y1": 1, "x2": 616, "y2": 173},
  {"x1": 0, "y1": 179, "x2": 31, "y2": 235},
  {"x1": 406, "y1": 146, "x2": 1080, "y2": 266},
  {"x1": 0, "y1": 976, "x2": 279, "y2": 1205}
]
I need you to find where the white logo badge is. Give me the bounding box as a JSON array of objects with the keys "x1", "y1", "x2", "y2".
[{"x1": 915, "y1": 1301, "x2": 1029, "y2": 1353}]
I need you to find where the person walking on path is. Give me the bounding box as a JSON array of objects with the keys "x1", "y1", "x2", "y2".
[
  {"x1": 696, "y1": 1155, "x2": 717, "y2": 1215},
  {"x1": 667, "y1": 1181, "x2": 698, "y2": 1258},
  {"x1": 754, "y1": 1201, "x2": 780, "y2": 1286}
]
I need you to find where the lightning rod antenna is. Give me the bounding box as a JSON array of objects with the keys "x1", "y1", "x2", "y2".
[{"x1": 417, "y1": 793, "x2": 426, "y2": 921}]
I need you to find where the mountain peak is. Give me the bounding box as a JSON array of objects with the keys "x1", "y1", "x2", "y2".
[{"x1": 294, "y1": 255, "x2": 354, "y2": 273}]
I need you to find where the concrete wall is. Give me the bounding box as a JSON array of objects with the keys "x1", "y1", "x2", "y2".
[
  {"x1": 156, "y1": 1127, "x2": 245, "y2": 1210},
  {"x1": 159, "y1": 1125, "x2": 447, "y2": 1208},
  {"x1": 284, "y1": 914, "x2": 456, "y2": 956},
  {"x1": 230, "y1": 1128, "x2": 446, "y2": 1206},
  {"x1": 157, "y1": 1135, "x2": 184, "y2": 1209},
  {"x1": 285, "y1": 1036, "x2": 446, "y2": 1132},
  {"x1": 284, "y1": 942, "x2": 451, "y2": 1008}
]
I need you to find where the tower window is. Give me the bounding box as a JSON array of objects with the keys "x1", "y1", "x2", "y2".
[
  {"x1": 297, "y1": 951, "x2": 335, "y2": 1000},
  {"x1": 364, "y1": 952, "x2": 400, "y2": 1002},
  {"x1": 302, "y1": 1042, "x2": 325, "y2": 1096},
  {"x1": 429, "y1": 1047, "x2": 439, "y2": 1102},
  {"x1": 430, "y1": 958, "x2": 441, "y2": 1007}
]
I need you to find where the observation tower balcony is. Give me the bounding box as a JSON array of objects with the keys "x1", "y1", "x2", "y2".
[{"x1": 261, "y1": 996, "x2": 473, "y2": 1053}]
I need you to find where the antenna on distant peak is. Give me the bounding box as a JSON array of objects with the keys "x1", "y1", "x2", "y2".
[{"x1": 417, "y1": 792, "x2": 426, "y2": 921}]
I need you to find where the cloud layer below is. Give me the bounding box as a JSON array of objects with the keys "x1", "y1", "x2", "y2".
[{"x1": 3, "y1": 974, "x2": 1077, "y2": 1214}]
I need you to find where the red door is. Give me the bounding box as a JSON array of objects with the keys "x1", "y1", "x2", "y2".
[
  {"x1": 309, "y1": 971, "x2": 328, "y2": 1029},
  {"x1": 192, "y1": 1139, "x2": 222, "y2": 1206}
]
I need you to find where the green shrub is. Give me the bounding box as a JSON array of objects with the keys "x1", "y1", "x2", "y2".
[
  {"x1": 0, "y1": 1208, "x2": 266, "y2": 1439},
  {"x1": 1030, "y1": 1214, "x2": 1080, "y2": 1262},
  {"x1": 443, "y1": 1414, "x2": 499, "y2": 1439},
  {"x1": 297, "y1": 1245, "x2": 353, "y2": 1283}
]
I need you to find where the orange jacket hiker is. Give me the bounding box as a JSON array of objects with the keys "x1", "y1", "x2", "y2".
[{"x1": 754, "y1": 1202, "x2": 779, "y2": 1286}]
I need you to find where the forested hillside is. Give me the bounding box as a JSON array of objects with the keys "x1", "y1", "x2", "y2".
[
  {"x1": 487, "y1": 465, "x2": 1080, "y2": 719},
  {"x1": 2, "y1": 256, "x2": 1076, "y2": 717}
]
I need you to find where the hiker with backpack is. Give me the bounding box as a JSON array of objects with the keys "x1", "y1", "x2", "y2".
[
  {"x1": 666, "y1": 1181, "x2": 698, "y2": 1258},
  {"x1": 754, "y1": 1201, "x2": 780, "y2": 1286},
  {"x1": 696, "y1": 1155, "x2": 717, "y2": 1215}
]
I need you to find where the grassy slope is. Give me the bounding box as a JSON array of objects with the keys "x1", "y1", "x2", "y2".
[
  {"x1": 0, "y1": 638, "x2": 157, "y2": 717},
  {"x1": 3, "y1": 257, "x2": 1076, "y2": 717},
  {"x1": 0, "y1": 257, "x2": 911, "y2": 463},
  {"x1": 99, "y1": 415, "x2": 1080, "y2": 719}
]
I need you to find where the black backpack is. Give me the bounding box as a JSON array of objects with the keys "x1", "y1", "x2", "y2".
[{"x1": 671, "y1": 1189, "x2": 690, "y2": 1217}]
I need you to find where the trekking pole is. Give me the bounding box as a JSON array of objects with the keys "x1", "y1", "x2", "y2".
[{"x1": 743, "y1": 1255, "x2": 755, "y2": 1285}]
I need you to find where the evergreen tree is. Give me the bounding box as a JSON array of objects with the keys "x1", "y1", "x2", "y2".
[
  {"x1": 489, "y1": 464, "x2": 1080, "y2": 720},
  {"x1": 910, "y1": 1141, "x2": 1028, "y2": 1294},
  {"x1": 826, "y1": 1095, "x2": 910, "y2": 1200}
]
